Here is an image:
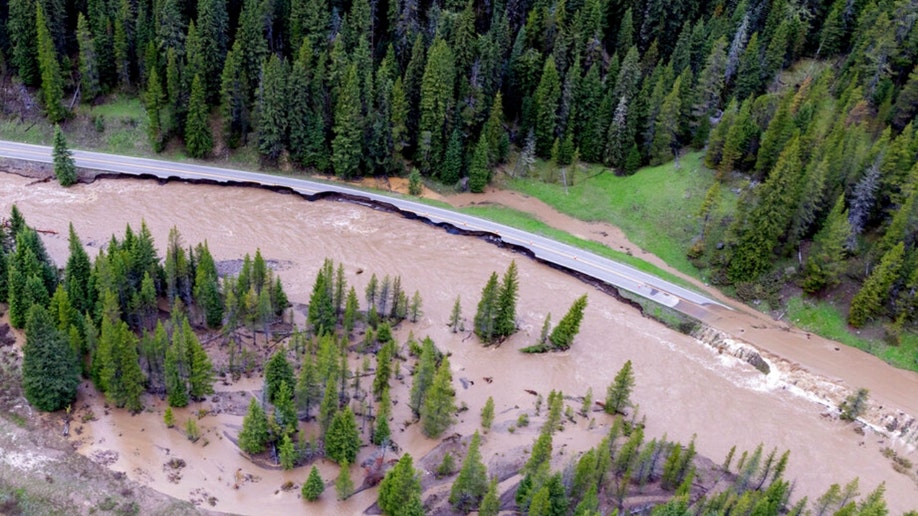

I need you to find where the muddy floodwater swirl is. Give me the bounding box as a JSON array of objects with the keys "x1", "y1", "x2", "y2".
[{"x1": 1, "y1": 172, "x2": 916, "y2": 514}]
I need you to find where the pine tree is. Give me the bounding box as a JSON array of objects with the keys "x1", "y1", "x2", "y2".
[
  {"x1": 479, "y1": 477, "x2": 500, "y2": 516},
  {"x1": 372, "y1": 386, "x2": 392, "y2": 445},
  {"x1": 332, "y1": 63, "x2": 363, "y2": 179},
  {"x1": 533, "y1": 56, "x2": 561, "y2": 156},
  {"x1": 52, "y1": 126, "x2": 76, "y2": 187},
  {"x1": 803, "y1": 195, "x2": 852, "y2": 293},
  {"x1": 278, "y1": 433, "x2": 297, "y2": 469},
  {"x1": 409, "y1": 336, "x2": 437, "y2": 417},
  {"x1": 220, "y1": 41, "x2": 249, "y2": 149},
  {"x1": 605, "y1": 360, "x2": 635, "y2": 415},
  {"x1": 734, "y1": 32, "x2": 763, "y2": 100},
  {"x1": 145, "y1": 68, "x2": 167, "y2": 152},
  {"x1": 378, "y1": 453, "x2": 424, "y2": 516},
  {"x1": 163, "y1": 406, "x2": 175, "y2": 427},
  {"x1": 36, "y1": 3, "x2": 66, "y2": 122},
  {"x1": 417, "y1": 38, "x2": 456, "y2": 173},
  {"x1": 473, "y1": 272, "x2": 500, "y2": 343},
  {"x1": 481, "y1": 396, "x2": 495, "y2": 432},
  {"x1": 22, "y1": 305, "x2": 79, "y2": 412},
  {"x1": 185, "y1": 74, "x2": 213, "y2": 158},
  {"x1": 194, "y1": 0, "x2": 228, "y2": 101},
  {"x1": 441, "y1": 128, "x2": 463, "y2": 184},
  {"x1": 335, "y1": 460, "x2": 354, "y2": 500},
  {"x1": 421, "y1": 356, "x2": 456, "y2": 437},
  {"x1": 296, "y1": 352, "x2": 320, "y2": 419},
  {"x1": 264, "y1": 349, "x2": 295, "y2": 404},
  {"x1": 325, "y1": 407, "x2": 360, "y2": 464},
  {"x1": 849, "y1": 242, "x2": 905, "y2": 328},
  {"x1": 302, "y1": 465, "x2": 325, "y2": 501},
  {"x1": 548, "y1": 295, "x2": 588, "y2": 350},
  {"x1": 76, "y1": 13, "x2": 101, "y2": 102},
  {"x1": 450, "y1": 431, "x2": 489, "y2": 512},
  {"x1": 449, "y1": 296, "x2": 463, "y2": 333},
  {"x1": 8, "y1": 0, "x2": 39, "y2": 87},
  {"x1": 193, "y1": 243, "x2": 223, "y2": 328},
  {"x1": 238, "y1": 397, "x2": 271, "y2": 454},
  {"x1": 495, "y1": 261, "x2": 519, "y2": 339},
  {"x1": 257, "y1": 55, "x2": 289, "y2": 163},
  {"x1": 468, "y1": 133, "x2": 491, "y2": 193}
]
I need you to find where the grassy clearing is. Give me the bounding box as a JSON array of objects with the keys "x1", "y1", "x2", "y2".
[
  {"x1": 458, "y1": 204, "x2": 699, "y2": 291},
  {"x1": 786, "y1": 295, "x2": 918, "y2": 373},
  {"x1": 506, "y1": 152, "x2": 735, "y2": 280}
]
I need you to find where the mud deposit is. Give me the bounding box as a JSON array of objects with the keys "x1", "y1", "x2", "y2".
[{"x1": 1, "y1": 173, "x2": 917, "y2": 514}]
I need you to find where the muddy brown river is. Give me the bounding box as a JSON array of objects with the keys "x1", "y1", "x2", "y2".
[{"x1": 1, "y1": 172, "x2": 916, "y2": 513}]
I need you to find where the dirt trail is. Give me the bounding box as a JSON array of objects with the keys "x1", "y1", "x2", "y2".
[{"x1": 1, "y1": 173, "x2": 917, "y2": 514}]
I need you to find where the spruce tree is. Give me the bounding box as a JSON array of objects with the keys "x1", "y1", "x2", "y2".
[
  {"x1": 332, "y1": 64, "x2": 364, "y2": 178},
  {"x1": 185, "y1": 74, "x2": 213, "y2": 158},
  {"x1": 372, "y1": 386, "x2": 392, "y2": 445},
  {"x1": 145, "y1": 68, "x2": 167, "y2": 152},
  {"x1": 441, "y1": 128, "x2": 463, "y2": 184},
  {"x1": 417, "y1": 38, "x2": 456, "y2": 173},
  {"x1": 605, "y1": 360, "x2": 635, "y2": 415},
  {"x1": 220, "y1": 41, "x2": 249, "y2": 149},
  {"x1": 302, "y1": 465, "x2": 325, "y2": 501},
  {"x1": 409, "y1": 337, "x2": 437, "y2": 417},
  {"x1": 335, "y1": 460, "x2": 354, "y2": 500},
  {"x1": 278, "y1": 432, "x2": 297, "y2": 469},
  {"x1": 52, "y1": 126, "x2": 76, "y2": 187},
  {"x1": 22, "y1": 305, "x2": 80, "y2": 412},
  {"x1": 803, "y1": 195, "x2": 852, "y2": 293},
  {"x1": 421, "y1": 356, "x2": 456, "y2": 437},
  {"x1": 378, "y1": 453, "x2": 424, "y2": 516},
  {"x1": 449, "y1": 431, "x2": 489, "y2": 512},
  {"x1": 8, "y1": 0, "x2": 39, "y2": 87},
  {"x1": 194, "y1": 0, "x2": 228, "y2": 101},
  {"x1": 36, "y1": 3, "x2": 66, "y2": 122},
  {"x1": 548, "y1": 295, "x2": 588, "y2": 350},
  {"x1": 257, "y1": 55, "x2": 289, "y2": 162},
  {"x1": 64, "y1": 224, "x2": 93, "y2": 314},
  {"x1": 238, "y1": 397, "x2": 271, "y2": 454},
  {"x1": 473, "y1": 272, "x2": 500, "y2": 343},
  {"x1": 533, "y1": 56, "x2": 561, "y2": 157},
  {"x1": 468, "y1": 133, "x2": 491, "y2": 193},
  {"x1": 264, "y1": 349, "x2": 295, "y2": 404},
  {"x1": 325, "y1": 407, "x2": 360, "y2": 464},
  {"x1": 849, "y1": 242, "x2": 905, "y2": 328},
  {"x1": 296, "y1": 352, "x2": 320, "y2": 419},
  {"x1": 449, "y1": 296, "x2": 463, "y2": 333},
  {"x1": 481, "y1": 396, "x2": 495, "y2": 432},
  {"x1": 495, "y1": 261, "x2": 519, "y2": 339},
  {"x1": 76, "y1": 13, "x2": 101, "y2": 102}
]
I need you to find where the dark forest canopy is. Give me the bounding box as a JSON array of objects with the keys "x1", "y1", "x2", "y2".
[{"x1": 1, "y1": 0, "x2": 918, "y2": 329}]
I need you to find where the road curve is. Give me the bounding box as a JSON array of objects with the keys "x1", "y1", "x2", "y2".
[{"x1": 0, "y1": 140, "x2": 727, "y2": 318}]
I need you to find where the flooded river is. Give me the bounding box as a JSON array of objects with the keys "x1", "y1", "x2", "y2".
[{"x1": 1, "y1": 172, "x2": 916, "y2": 513}]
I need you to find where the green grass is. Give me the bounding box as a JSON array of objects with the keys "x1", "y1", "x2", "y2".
[
  {"x1": 786, "y1": 295, "x2": 918, "y2": 373},
  {"x1": 507, "y1": 153, "x2": 735, "y2": 280},
  {"x1": 458, "y1": 204, "x2": 699, "y2": 291}
]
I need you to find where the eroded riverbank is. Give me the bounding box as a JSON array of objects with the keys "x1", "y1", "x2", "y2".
[{"x1": 1, "y1": 172, "x2": 916, "y2": 513}]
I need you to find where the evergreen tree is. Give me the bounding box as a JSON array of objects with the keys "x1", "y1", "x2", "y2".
[
  {"x1": 605, "y1": 360, "x2": 635, "y2": 415},
  {"x1": 220, "y1": 41, "x2": 249, "y2": 149},
  {"x1": 479, "y1": 477, "x2": 500, "y2": 516},
  {"x1": 238, "y1": 397, "x2": 271, "y2": 454},
  {"x1": 449, "y1": 296, "x2": 463, "y2": 333},
  {"x1": 421, "y1": 356, "x2": 456, "y2": 437},
  {"x1": 257, "y1": 55, "x2": 289, "y2": 163},
  {"x1": 409, "y1": 336, "x2": 437, "y2": 417},
  {"x1": 145, "y1": 68, "x2": 167, "y2": 152},
  {"x1": 449, "y1": 431, "x2": 489, "y2": 512},
  {"x1": 264, "y1": 349, "x2": 295, "y2": 404},
  {"x1": 734, "y1": 32, "x2": 763, "y2": 100},
  {"x1": 278, "y1": 432, "x2": 296, "y2": 469},
  {"x1": 481, "y1": 396, "x2": 495, "y2": 432},
  {"x1": 76, "y1": 13, "x2": 101, "y2": 102},
  {"x1": 372, "y1": 386, "x2": 392, "y2": 445},
  {"x1": 64, "y1": 224, "x2": 92, "y2": 315},
  {"x1": 495, "y1": 261, "x2": 519, "y2": 339},
  {"x1": 296, "y1": 351, "x2": 321, "y2": 419},
  {"x1": 548, "y1": 295, "x2": 588, "y2": 350},
  {"x1": 302, "y1": 465, "x2": 325, "y2": 501},
  {"x1": 332, "y1": 64, "x2": 363, "y2": 178},
  {"x1": 22, "y1": 305, "x2": 80, "y2": 412},
  {"x1": 473, "y1": 272, "x2": 500, "y2": 343},
  {"x1": 193, "y1": 242, "x2": 223, "y2": 328},
  {"x1": 185, "y1": 74, "x2": 213, "y2": 158},
  {"x1": 325, "y1": 407, "x2": 360, "y2": 464},
  {"x1": 8, "y1": 0, "x2": 39, "y2": 87},
  {"x1": 651, "y1": 76, "x2": 683, "y2": 166},
  {"x1": 468, "y1": 133, "x2": 491, "y2": 193},
  {"x1": 803, "y1": 195, "x2": 852, "y2": 293},
  {"x1": 194, "y1": 0, "x2": 228, "y2": 101},
  {"x1": 335, "y1": 460, "x2": 354, "y2": 500},
  {"x1": 440, "y1": 128, "x2": 463, "y2": 184},
  {"x1": 164, "y1": 406, "x2": 175, "y2": 427},
  {"x1": 36, "y1": 3, "x2": 66, "y2": 122},
  {"x1": 308, "y1": 263, "x2": 336, "y2": 334},
  {"x1": 52, "y1": 126, "x2": 76, "y2": 187},
  {"x1": 849, "y1": 242, "x2": 905, "y2": 328},
  {"x1": 533, "y1": 56, "x2": 562, "y2": 156},
  {"x1": 417, "y1": 38, "x2": 456, "y2": 174},
  {"x1": 378, "y1": 453, "x2": 424, "y2": 516}
]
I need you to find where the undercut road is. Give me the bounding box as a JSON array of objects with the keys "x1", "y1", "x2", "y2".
[{"x1": 0, "y1": 140, "x2": 727, "y2": 320}]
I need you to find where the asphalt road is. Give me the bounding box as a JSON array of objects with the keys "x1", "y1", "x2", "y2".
[{"x1": 0, "y1": 140, "x2": 727, "y2": 318}]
